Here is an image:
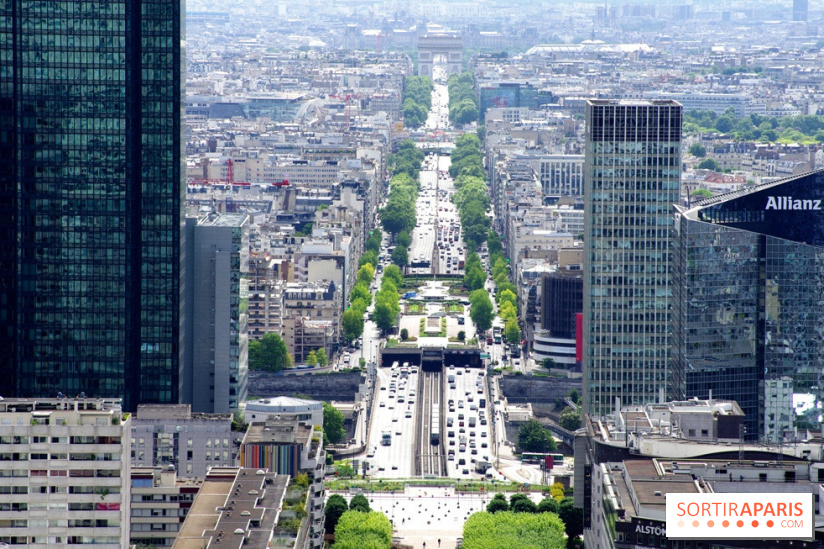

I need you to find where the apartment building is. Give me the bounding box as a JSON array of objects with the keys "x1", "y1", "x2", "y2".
[
  {"x1": 172, "y1": 467, "x2": 289, "y2": 549},
  {"x1": 130, "y1": 404, "x2": 235, "y2": 478},
  {"x1": 130, "y1": 466, "x2": 201, "y2": 547},
  {"x1": 0, "y1": 398, "x2": 131, "y2": 548},
  {"x1": 281, "y1": 280, "x2": 342, "y2": 362},
  {"x1": 240, "y1": 416, "x2": 327, "y2": 548}
]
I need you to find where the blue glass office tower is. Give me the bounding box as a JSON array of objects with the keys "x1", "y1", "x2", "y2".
[
  {"x1": 583, "y1": 99, "x2": 682, "y2": 416},
  {"x1": 0, "y1": 1, "x2": 185, "y2": 411},
  {"x1": 673, "y1": 170, "x2": 824, "y2": 441}
]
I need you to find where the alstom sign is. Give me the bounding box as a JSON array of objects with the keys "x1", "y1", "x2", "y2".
[{"x1": 765, "y1": 196, "x2": 823, "y2": 211}]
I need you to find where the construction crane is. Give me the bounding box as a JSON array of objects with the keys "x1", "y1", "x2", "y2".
[
  {"x1": 188, "y1": 158, "x2": 249, "y2": 188},
  {"x1": 328, "y1": 93, "x2": 361, "y2": 132},
  {"x1": 189, "y1": 158, "x2": 289, "y2": 188}
]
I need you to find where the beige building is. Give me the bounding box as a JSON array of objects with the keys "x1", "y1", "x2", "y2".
[
  {"x1": 0, "y1": 398, "x2": 131, "y2": 549},
  {"x1": 130, "y1": 466, "x2": 201, "y2": 547}
]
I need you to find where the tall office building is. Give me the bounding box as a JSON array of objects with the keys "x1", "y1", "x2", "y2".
[
  {"x1": 673, "y1": 170, "x2": 824, "y2": 441},
  {"x1": 184, "y1": 213, "x2": 249, "y2": 413},
  {"x1": 583, "y1": 99, "x2": 682, "y2": 416},
  {"x1": 0, "y1": 2, "x2": 185, "y2": 411},
  {"x1": 793, "y1": 0, "x2": 808, "y2": 22}
]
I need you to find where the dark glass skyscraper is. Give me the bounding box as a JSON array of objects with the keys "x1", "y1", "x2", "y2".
[
  {"x1": 0, "y1": 1, "x2": 185, "y2": 411},
  {"x1": 583, "y1": 99, "x2": 682, "y2": 416},
  {"x1": 673, "y1": 170, "x2": 824, "y2": 441}
]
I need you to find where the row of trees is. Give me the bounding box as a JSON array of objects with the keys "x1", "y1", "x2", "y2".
[
  {"x1": 343, "y1": 233, "x2": 382, "y2": 345},
  {"x1": 401, "y1": 76, "x2": 433, "y2": 129},
  {"x1": 684, "y1": 109, "x2": 824, "y2": 144},
  {"x1": 463, "y1": 251, "x2": 486, "y2": 292},
  {"x1": 469, "y1": 288, "x2": 494, "y2": 335},
  {"x1": 482, "y1": 492, "x2": 583, "y2": 547},
  {"x1": 448, "y1": 71, "x2": 479, "y2": 125},
  {"x1": 449, "y1": 133, "x2": 484, "y2": 179},
  {"x1": 389, "y1": 138, "x2": 426, "y2": 180},
  {"x1": 373, "y1": 266, "x2": 402, "y2": 334},
  {"x1": 324, "y1": 494, "x2": 392, "y2": 548},
  {"x1": 463, "y1": 510, "x2": 566, "y2": 549},
  {"x1": 489, "y1": 245, "x2": 521, "y2": 345},
  {"x1": 325, "y1": 494, "x2": 373, "y2": 528},
  {"x1": 449, "y1": 133, "x2": 490, "y2": 251}
]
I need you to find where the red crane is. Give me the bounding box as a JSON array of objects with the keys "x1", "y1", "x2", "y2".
[{"x1": 188, "y1": 158, "x2": 250, "y2": 187}]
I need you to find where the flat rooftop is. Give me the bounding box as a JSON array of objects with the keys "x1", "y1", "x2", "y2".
[{"x1": 173, "y1": 467, "x2": 289, "y2": 549}]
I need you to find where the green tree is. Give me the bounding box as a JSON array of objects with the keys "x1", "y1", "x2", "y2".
[
  {"x1": 568, "y1": 389, "x2": 581, "y2": 405},
  {"x1": 505, "y1": 318, "x2": 521, "y2": 345},
  {"x1": 248, "y1": 333, "x2": 293, "y2": 372},
  {"x1": 458, "y1": 330, "x2": 466, "y2": 341},
  {"x1": 542, "y1": 358, "x2": 556, "y2": 370},
  {"x1": 400, "y1": 328, "x2": 409, "y2": 341},
  {"x1": 333, "y1": 511, "x2": 392, "y2": 549},
  {"x1": 391, "y1": 245, "x2": 408, "y2": 267},
  {"x1": 512, "y1": 498, "x2": 538, "y2": 514},
  {"x1": 487, "y1": 493, "x2": 509, "y2": 513},
  {"x1": 373, "y1": 300, "x2": 396, "y2": 333},
  {"x1": 559, "y1": 407, "x2": 582, "y2": 431},
  {"x1": 382, "y1": 264, "x2": 403, "y2": 288},
  {"x1": 714, "y1": 116, "x2": 733, "y2": 133},
  {"x1": 464, "y1": 266, "x2": 486, "y2": 291},
  {"x1": 396, "y1": 231, "x2": 412, "y2": 248},
  {"x1": 366, "y1": 231, "x2": 382, "y2": 253},
  {"x1": 688, "y1": 143, "x2": 706, "y2": 157},
  {"x1": 348, "y1": 494, "x2": 371, "y2": 513},
  {"x1": 336, "y1": 463, "x2": 355, "y2": 477},
  {"x1": 558, "y1": 498, "x2": 584, "y2": 542},
  {"x1": 462, "y1": 511, "x2": 566, "y2": 549},
  {"x1": 691, "y1": 188, "x2": 713, "y2": 199},
  {"x1": 357, "y1": 264, "x2": 375, "y2": 285},
  {"x1": 488, "y1": 231, "x2": 503, "y2": 256},
  {"x1": 517, "y1": 420, "x2": 557, "y2": 453},
  {"x1": 342, "y1": 309, "x2": 365, "y2": 342},
  {"x1": 359, "y1": 250, "x2": 378, "y2": 269},
  {"x1": 469, "y1": 290, "x2": 494, "y2": 333},
  {"x1": 306, "y1": 349, "x2": 318, "y2": 367},
  {"x1": 325, "y1": 494, "x2": 349, "y2": 535},
  {"x1": 350, "y1": 283, "x2": 372, "y2": 309},
  {"x1": 537, "y1": 497, "x2": 560, "y2": 514},
  {"x1": 697, "y1": 158, "x2": 720, "y2": 171},
  {"x1": 316, "y1": 348, "x2": 328, "y2": 367},
  {"x1": 323, "y1": 402, "x2": 345, "y2": 445}
]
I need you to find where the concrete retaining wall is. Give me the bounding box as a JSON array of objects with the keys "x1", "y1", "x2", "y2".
[{"x1": 248, "y1": 371, "x2": 364, "y2": 402}]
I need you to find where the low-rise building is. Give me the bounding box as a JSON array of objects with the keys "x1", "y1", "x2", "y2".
[
  {"x1": 245, "y1": 397, "x2": 324, "y2": 428},
  {"x1": 130, "y1": 404, "x2": 235, "y2": 478},
  {"x1": 130, "y1": 465, "x2": 201, "y2": 547},
  {"x1": 239, "y1": 416, "x2": 327, "y2": 548},
  {"x1": 172, "y1": 467, "x2": 289, "y2": 549}
]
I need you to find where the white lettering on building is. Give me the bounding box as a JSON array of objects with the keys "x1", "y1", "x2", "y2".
[
  {"x1": 765, "y1": 196, "x2": 822, "y2": 210},
  {"x1": 635, "y1": 524, "x2": 666, "y2": 536}
]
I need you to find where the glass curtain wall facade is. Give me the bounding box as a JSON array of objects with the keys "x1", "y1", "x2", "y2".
[
  {"x1": 583, "y1": 100, "x2": 682, "y2": 416},
  {"x1": 673, "y1": 170, "x2": 824, "y2": 441},
  {"x1": 0, "y1": 1, "x2": 185, "y2": 411}
]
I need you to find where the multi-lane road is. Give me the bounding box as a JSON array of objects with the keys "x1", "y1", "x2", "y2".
[{"x1": 357, "y1": 75, "x2": 516, "y2": 482}]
